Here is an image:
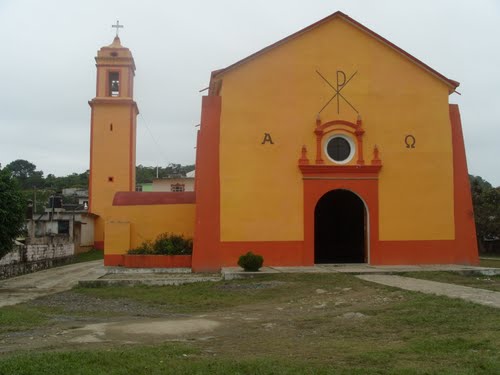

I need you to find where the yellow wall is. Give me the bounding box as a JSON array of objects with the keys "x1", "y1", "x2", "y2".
[
  {"x1": 104, "y1": 221, "x2": 131, "y2": 254},
  {"x1": 218, "y1": 17, "x2": 454, "y2": 242},
  {"x1": 105, "y1": 204, "x2": 196, "y2": 254}
]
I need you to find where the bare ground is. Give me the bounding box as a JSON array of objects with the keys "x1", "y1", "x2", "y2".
[{"x1": 0, "y1": 278, "x2": 401, "y2": 357}]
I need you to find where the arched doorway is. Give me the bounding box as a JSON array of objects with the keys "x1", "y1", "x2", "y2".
[{"x1": 314, "y1": 189, "x2": 366, "y2": 263}]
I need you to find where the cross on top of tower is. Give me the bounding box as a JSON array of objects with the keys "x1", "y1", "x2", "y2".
[{"x1": 112, "y1": 20, "x2": 124, "y2": 37}]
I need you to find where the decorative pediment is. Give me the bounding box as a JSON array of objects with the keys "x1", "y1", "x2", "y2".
[{"x1": 298, "y1": 115, "x2": 382, "y2": 176}]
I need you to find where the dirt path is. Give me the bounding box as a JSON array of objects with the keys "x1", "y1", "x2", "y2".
[
  {"x1": 0, "y1": 260, "x2": 105, "y2": 307},
  {"x1": 357, "y1": 274, "x2": 500, "y2": 308}
]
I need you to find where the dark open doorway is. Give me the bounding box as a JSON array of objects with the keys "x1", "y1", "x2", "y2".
[{"x1": 314, "y1": 189, "x2": 366, "y2": 263}]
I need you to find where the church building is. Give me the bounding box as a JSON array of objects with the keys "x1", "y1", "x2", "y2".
[{"x1": 88, "y1": 12, "x2": 478, "y2": 271}]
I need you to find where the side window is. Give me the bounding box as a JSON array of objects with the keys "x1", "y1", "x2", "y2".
[{"x1": 171, "y1": 184, "x2": 185, "y2": 192}]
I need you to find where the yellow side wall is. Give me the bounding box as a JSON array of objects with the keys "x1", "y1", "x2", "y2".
[
  {"x1": 104, "y1": 221, "x2": 131, "y2": 254},
  {"x1": 218, "y1": 17, "x2": 454, "y2": 242},
  {"x1": 105, "y1": 204, "x2": 196, "y2": 254}
]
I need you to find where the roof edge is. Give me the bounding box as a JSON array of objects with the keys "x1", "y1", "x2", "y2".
[{"x1": 213, "y1": 11, "x2": 459, "y2": 92}]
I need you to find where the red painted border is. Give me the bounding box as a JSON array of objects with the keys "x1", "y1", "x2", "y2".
[
  {"x1": 300, "y1": 164, "x2": 381, "y2": 176},
  {"x1": 303, "y1": 179, "x2": 379, "y2": 265},
  {"x1": 94, "y1": 241, "x2": 104, "y2": 250},
  {"x1": 219, "y1": 241, "x2": 304, "y2": 266},
  {"x1": 374, "y1": 240, "x2": 473, "y2": 265},
  {"x1": 192, "y1": 96, "x2": 222, "y2": 272},
  {"x1": 112, "y1": 191, "x2": 196, "y2": 206},
  {"x1": 213, "y1": 11, "x2": 458, "y2": 91},
  {"x1": 88, "y1": 107, "x2": 94, "y2": 212},
  {"x1": 449, "y1": 104, "x2": 479, "y2": 264},
  {"x1": 104, "y1": 254, "x2": 192, "y2": 268},
  {"x1": 129, "y1": 104, "x2": 134, "y2": 191}
]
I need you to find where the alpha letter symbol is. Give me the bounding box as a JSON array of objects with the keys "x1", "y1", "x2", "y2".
[{"x1": 261, "y1": 133, "x2": 274, "y2": 145}]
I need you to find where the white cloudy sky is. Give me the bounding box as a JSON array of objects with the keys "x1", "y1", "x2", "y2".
[{"x1": 0, "y1": 0, "x2": 499, "y2": 185}]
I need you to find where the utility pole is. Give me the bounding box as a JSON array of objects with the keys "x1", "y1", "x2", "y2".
[{"x1": 33, "y1": 186, "x2": 37, "y2": 215}]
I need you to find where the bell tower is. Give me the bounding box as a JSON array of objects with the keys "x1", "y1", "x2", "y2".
[{"x1": 88, "y1": 32, "x2": 139, "y2": 249}]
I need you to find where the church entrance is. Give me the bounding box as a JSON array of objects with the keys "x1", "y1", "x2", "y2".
[{"x1": 314, "y1": 189, "x2": 366, "y2": 263}]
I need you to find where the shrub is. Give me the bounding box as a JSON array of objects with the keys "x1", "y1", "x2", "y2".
[
  {"x1": 237, "y1": 251, "x2": 264, "y2": 272},
  {"x1": 128, "y1": 233, "x2": 192, "y2": 255},
  {"x1": 127, "y1": 240, "x2": 154, "y2": 255}
]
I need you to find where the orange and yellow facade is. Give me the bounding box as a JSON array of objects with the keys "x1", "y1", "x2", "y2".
[{"x1": 90, "y1": 12, "x2": 478, "y2": 271}]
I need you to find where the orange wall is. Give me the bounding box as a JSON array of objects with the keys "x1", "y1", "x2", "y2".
[{"x1": 217, "y1": 17, "x2": 455, "y2": 243}]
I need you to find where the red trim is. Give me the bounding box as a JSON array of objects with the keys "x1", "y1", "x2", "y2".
[
  {"x1": 89, "y1": 98, "x2": 139, "y2": 114},
  {"x1": 220, "y1": 241, "x2": 305, "y2": 266},
  {"x1": 213, "y1": 11, "x2": 458, "y2": 92},
  {"x1": 104, "y1": 254, "x2": 192, "y2": 268},
  {"x1": 449, "y1": 104, "x2": 479, "y2": 264},
  {"x1": 300, "y1": 164, "x2": 381, "y2": 176},
  {"x1": 95, "y1": 64, "x2": 100, "y2": 97},
  {"x1": 192, "y1": 96, "x2": 222, "y2": 272},
  {"x1": 88, "y1": 107, "x2": 94, "y2": 212},
  {"x1": 311, "y1": 118, "x2": 369, "y2": 168},
  {"x1": 112, "y1": 192, "x2": 196, "y2": 206},
  {"x1": 303, "y1": 179, "x2": 379, "y2": 265},
  {"x1": 94, "y1": 241, "x2": 104, "y2": 250},
  {"x1": 317, "y1": 119, "x2": 361, "y2": 132},
  {"x1": 129, "y1": 104, "x2": 134, "y2": 191},
  {"x1": 373, "y1": 241, "x2": 476, "y2": 265}
]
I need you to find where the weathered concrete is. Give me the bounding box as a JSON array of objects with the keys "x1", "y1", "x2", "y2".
[
  {"x1": 79, "y1": 274, "x2": 221, "y2": 287},
  {"x1": 69, "y1": 318, "x2": 220, "y2": 343},
  {"x1": 357, "y1": 274, "x2": 500, "y2": 309},
  {"x1": 0, "y1": 260, "x2": 105, "y2": 307},
  {"x1": 1, "y1": 237, "x2": 75, "y2": 280},
  {"x1": 222, "y1": 264, "x2": 500, "y2": 279}
]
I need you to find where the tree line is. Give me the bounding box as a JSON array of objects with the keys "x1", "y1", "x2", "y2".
[
  {"x1": 0, "y1": 159, "x2": 499, "y2": 256},
  {"x1": 1, "y1": 159, "x2": 194, "y2": 215},
  {"x1": 2, "y1": 159, "x2": 195, "y2": 191}
]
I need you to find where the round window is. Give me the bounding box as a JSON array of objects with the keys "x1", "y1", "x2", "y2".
[{"x1": 325, "y1": 135, "x2": 355, "y2": 164}]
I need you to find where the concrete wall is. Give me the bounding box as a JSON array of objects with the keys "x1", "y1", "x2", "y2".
[
  {"x1": 152, "y1": 178, "x2": 195, "y2": 192},
  {"x1": 0, "y1": 238, "x2": 75, "y2": 280}
]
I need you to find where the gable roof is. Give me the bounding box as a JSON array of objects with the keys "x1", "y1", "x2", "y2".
[{"x1": 213, "y1": 11, "x2": 459, "y2": 93}]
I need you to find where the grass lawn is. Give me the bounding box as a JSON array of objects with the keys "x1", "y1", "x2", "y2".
[
  {"x1": 70, "y1": 249, "x2": 103, "y2": 264},
  {"x1": 480, "y1": 257, "x2": 500, "y2": 268},
  {"x1": 0, "y1": 274, "x2": 499, "y2": 374}
]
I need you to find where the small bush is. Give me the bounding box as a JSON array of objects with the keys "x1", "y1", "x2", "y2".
[
  {"x1": 237, "y1": 251, "x2": 264, "y2": 272},
  {"x1": 128, "y1": 233, "x2": 192, "y2": 255},
  {"x1": 128, "y1": 240, "x2": 154, "y2": 255}
]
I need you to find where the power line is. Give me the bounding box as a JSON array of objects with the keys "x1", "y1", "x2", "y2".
[{"x1": 137, "y1": 112, "x2": 171, "y2": 167}]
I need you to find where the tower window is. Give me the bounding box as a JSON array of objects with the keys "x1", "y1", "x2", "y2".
[
  {"x1": 171, "y1": 183, "x2": 185, "y2": 192},
  {"x1": 108, "y1": 72, "x2": 120, "y2": 97},
  {"x1": 108, "y1": 176, "x2": 114, "y2": 182}
]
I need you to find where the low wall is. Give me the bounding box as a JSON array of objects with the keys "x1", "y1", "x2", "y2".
[
  {"x1": 0, "y1": 257, "x2": 73, "y2": 280},
  {"x1": 0, "y1": 240, "x2": 75, "y2": 280},
  {"x1": 104, "y1": 254, "x2": 192, "y2": 268}
]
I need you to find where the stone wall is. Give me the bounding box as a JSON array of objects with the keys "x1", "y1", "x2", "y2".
[{"x1": 0, "y1": 238, "x2": 75, "y2": 280}]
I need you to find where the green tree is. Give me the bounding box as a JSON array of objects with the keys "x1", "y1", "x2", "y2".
[
  {"x1": 470, "y1": 175, "x2": 500, "y2": 253},
  {"x1": 5, "y1": 159, "x2": 44, "y2": 189},
  {"x1": 0, "y1": 167, "x2": 26, "y2": 257}
]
